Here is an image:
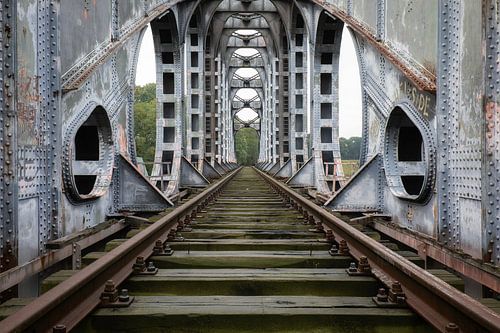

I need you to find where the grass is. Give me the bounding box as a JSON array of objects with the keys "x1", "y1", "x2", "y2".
[{"x1": 341, "y1": 160, "x2": 360, "y2": 178}]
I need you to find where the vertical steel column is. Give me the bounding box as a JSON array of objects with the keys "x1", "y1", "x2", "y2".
[
  {"x1": 311, "y1": 13, "x2": 344, "y2": 193},
  {"x1": 151, "y1": 14, "x2": 183, "y2": 195},
  {"x1": 185, "y1": 17, "x2": 204, "y2": 169},
  {"x1": 0, "y1": 0, "x2": 18, "y2": 288},
  {"x1": 436, "y1": 0, "x2": 462, "y2": 249},
  {"x1": 289, "y1": 13, "x2": 309, "y2": 174},
  {"x1": 484, "y1": 0, "x2": 500, "y2": 265}
]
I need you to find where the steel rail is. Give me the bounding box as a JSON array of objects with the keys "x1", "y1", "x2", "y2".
[
  {"x1": 255, "y1": 168, "x2": 500, "y2": 333},
  {"x1": 0, "y1": 167, "x2": 241, "y2": 333}
]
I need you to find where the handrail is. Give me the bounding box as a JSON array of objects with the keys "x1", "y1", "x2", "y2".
[
  {"x1": 0, "y1": 167, "x2": 242, "y2": 333},
  {"x1": 255, "y1": 168, "x2": 500, "y2": 333}
]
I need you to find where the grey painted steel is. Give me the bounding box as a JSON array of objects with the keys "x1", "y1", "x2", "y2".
[
  {"x1": 1, "y1": 0, "x2": 499, "y2": 303},
  {"x1": 484, "y1": 0, "x2": 500, "y2": 265}
]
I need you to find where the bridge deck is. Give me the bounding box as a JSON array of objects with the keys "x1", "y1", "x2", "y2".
[
  {"x1": 77, "y1": 167, "x2": 431, "y2": 332},
  {"x1": 0, "y1": 167, "x2": 491, "y2": 332}
]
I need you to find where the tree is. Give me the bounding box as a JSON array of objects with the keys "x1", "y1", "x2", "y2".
[
  {"x1": 134, "y1": 84, "x2": 157, "y2": 165},
  {"x1": 135, "y1": 83, "x2": 156, "y2": 103},
  {"x1": 339, "y1": 136, "x2": 361, "y2": 160},
  {"x1": 235, "y1": 128, "x2": 260, "y2": 165}
]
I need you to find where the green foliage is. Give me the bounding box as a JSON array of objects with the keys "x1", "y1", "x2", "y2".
[
  {"x1": 134, "y1": 84, "x2": 156, "y2": 164},
  {"x1": 132, "y1": 83, "x2": 359, "y2": 169},
  {"x1": 135, "y1": 83, "x2": 156, "y2": 103},
  {"x1": 340, "y1": 136, "x2": 361, "y2": 160},
  {"x1": 235, "y1": 128, "x2": 260, "y2": 165}
]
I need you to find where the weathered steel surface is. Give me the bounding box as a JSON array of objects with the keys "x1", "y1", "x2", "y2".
[{"x1": 0, "y1": 0, "x2": 498, "y2": 310}]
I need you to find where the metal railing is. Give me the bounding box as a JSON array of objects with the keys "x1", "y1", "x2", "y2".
[
  {"x1": 323, "y1": 161, "x2": 359, "y2": 179},
  {"x1": 138, "y1": 161, "x2": 172, "y2": 192}
]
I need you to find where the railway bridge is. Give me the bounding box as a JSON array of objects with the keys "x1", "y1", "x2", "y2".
[{"x1": 0, "y1": 0, "x2": 500, "y2": 332}]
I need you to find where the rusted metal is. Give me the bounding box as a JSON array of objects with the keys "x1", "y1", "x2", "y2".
[
  {"x1": 326, "y1": 230, "x2": 335, "y2": 243},
  {"x1": 255, "y1": 168, "x2": 500, "y2": 333},
  {"x1": 132, "y1": 256, "x2": 148, "y2": 274},
  {"x1": 0, "y1": 167, "x2": 241, "y2": 332},
  {"x1": 0, "y1": 220, "x2": 127, "y2": 295},
  {"x1": 313, "y1": 0, "x2": 436, "y2": 92},
  {"x1": 388, "y1": 282, "x2": 406, "y2": 305},
  {"x1": 152, "y1": 240, "x2": 174, "y2": 256},
  {"x1": 99, "y1": 280, "x2": 134, "y2": 308},
  {"x1": 71, "y1": 243, "x2": 82, "y2": 270},
  {"x1": 347, "y1": 256, "x2": 371, "y2": 276},
  {"x1": 369, "y1": 219, "x2": 500, "y2": 293},
  {"x1": 338, "y1": 239, "x2": 350, "y2": 256}
]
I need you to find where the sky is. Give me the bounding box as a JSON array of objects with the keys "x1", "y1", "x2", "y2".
[{"x1": 136, "y1": 25, "x2": 362, "y2": 138}]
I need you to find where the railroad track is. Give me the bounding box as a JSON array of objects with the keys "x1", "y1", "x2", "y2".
[{"x1": 0, "y1": 167, "x2": 499, "y2": 332}]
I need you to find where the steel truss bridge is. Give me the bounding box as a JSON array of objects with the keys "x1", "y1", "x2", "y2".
[{"x1": 0, "y1": 0, "x2": 499, "y2": 332}]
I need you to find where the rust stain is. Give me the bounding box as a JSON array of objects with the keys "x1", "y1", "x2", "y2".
[
  {"x1": 118, "y1": 124, "x2": 128, "y2": 155},
  {"x1": 17, "y1": 65, "x2": 41, "y2": 144},
  {"x1": 485, "y1": 101, "x2": 499, "y2": 155}
]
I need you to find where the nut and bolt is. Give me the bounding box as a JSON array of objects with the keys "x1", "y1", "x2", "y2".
[
  {"x1": 153, "y1": 240, "x2": 164, "y2": 254},
  {"x1": 147, "y1": 261, "x2": 157, "y2": 272},
  {"x1": 167, "y1": 229, "x2": 176, "y2": 241},
  {"x1": 357, "y1": 256, "x2": 371, "y2": 274},
  {"x1": 104, "y1": 280, "x2": 116, "y2": 293},
  {"x1": 388, "y1": 281, "x2": 406, "y2": 304},
  {"x1": 53, "y1": 324, "x2": 66, "y2": 333},
  {"x1": 326, "y1": 230, "x2": 335, "y2": 242},
  {"x1": 339, "y1": 240, "x2": 350, "y2": 255},
  {"x1": 376, "y1": 288, "x2": 388, "y2": 302},
  {"x1": 445, "y1": 323, "x2": 459, "y2": 333},
  {"x1": 133, "y1": 256, "x2": 146, "y2": 273},
  {"x1": 100, "y1": 280, "x2": 119, "y2": 304},
  {"x1": 119, "y1": 289, "x2": 130, "y2": 302},
  {"x1": 328, "y1": 244, "x2": 339, "y2": 255},
  {"x1": 348, "y1": 262, "x2": 358, "y2": 273}
]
